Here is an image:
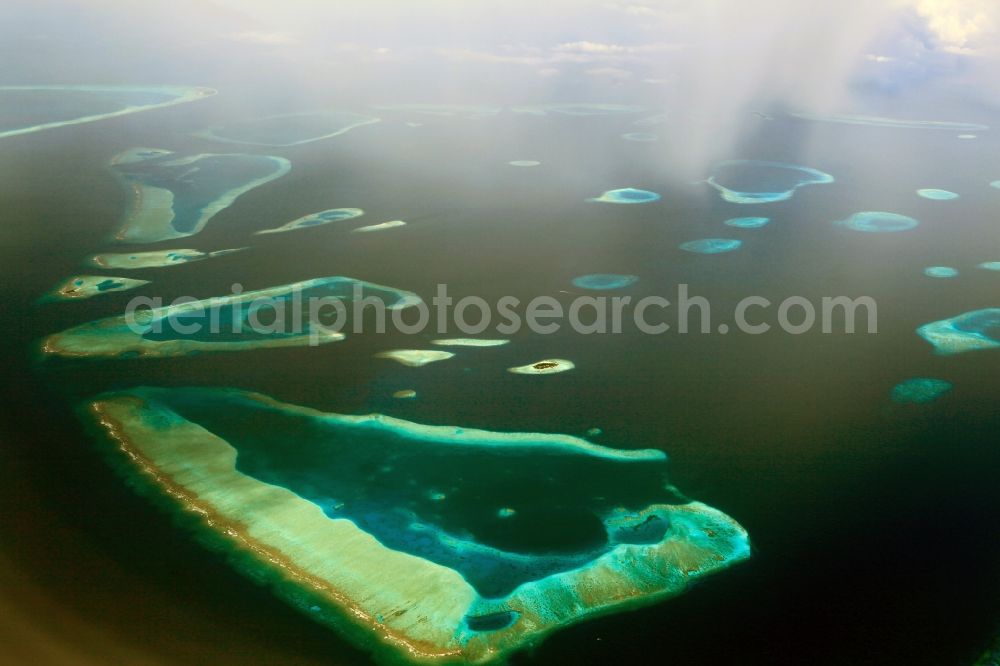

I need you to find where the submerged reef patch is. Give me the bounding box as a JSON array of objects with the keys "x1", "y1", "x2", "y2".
[
  {"x1": 836, "y1": 212, "x2": 919, "y2": 233},
  {"x1": 978, "y1": 262, "x2": 1000, "y2": 271},
  {"x1": 707, "y1": 160, "x2": 833, "y2": 204},
  {"x1": 917, "y1": 308, "x2": 1000, "y2": 355},
  {"x1": 510, "y1": 103, "x2": 646, "y2": 116},
  {"x1": 0, "y1": 85, "x2": 214, "y2": 139},
  {"x1": 621, "y1": 132, "x2": 658, "y2": 142},
  {"x1": 376, "y1": 350, "x2": 455, "y2": 367},
  {"x1": 724, "y1": 216, "x2": 770, "y2": 229},
  {"x1": 924, "y1": 266, "x2": 959, "y2": 278},
  {"x1": 587, "y1": 188, "x2": 660, "y2": 204},
  {"x1": 891, "y1": 378, "x2": 953, "y2": 404},
  {"x1": 196, "y1": 111, "x2": 380, "y2": 147},
  {"x1": 87, "y1": 386, "x2": 749, "y2": 664},
  {"x1": 42, "y1": 277, "x2": 420, "y2": 359},
  {"x1": 110, "y1": 148, "x2": 290, "y2": 243},
  {"x1": 571, "y1": 274, "x2": 639, "y2": 290},
  {"x1": 679, "y1": 239, "x2": 742, "y2": 254},
  {"x1": 508, "y1": 359, "x2": 575, "y2": 375},
  {"x1": 43, "y1": 275, "x2": 150, "y2": 302},
  {"x1": 916, "y1": 189, "x2": 959, "y2": 201},
  {"x1": 256, "y1": 208, "x2": 363, "y2": 235},
  {"x1": 372, "y1": 104, "x2": 501, "y2": 118},
  {"x1": 508, "y1": 160, "x2": 540, "y2": 167},
  {"x1": 86, "y1": 247, "x2": 245, "y2": 270}
]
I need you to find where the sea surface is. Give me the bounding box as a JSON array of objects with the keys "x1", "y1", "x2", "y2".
[{"x1": 1, "y1": 80, "x2": 999, "y2": 665}]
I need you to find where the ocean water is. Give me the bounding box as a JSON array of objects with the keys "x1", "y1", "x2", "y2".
[{"x1": 1, "y1": 78, "x2": 1000, "y2": 666}]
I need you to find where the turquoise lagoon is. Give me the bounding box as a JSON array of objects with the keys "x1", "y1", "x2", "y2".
[{"x1": 706, "y1": 160, "x2": 834, "y2": 204}]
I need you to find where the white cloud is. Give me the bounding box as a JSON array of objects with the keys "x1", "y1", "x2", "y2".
[{"x1": 227, "y1": 30, "x2": 295, "y2": 46}]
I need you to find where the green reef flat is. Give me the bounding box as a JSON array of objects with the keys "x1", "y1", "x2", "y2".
[
  {"x1": 891, "y1": 378, "x2": 953, "y2": 404},
  {"x1": 680, "y1": 239, "x2": 742, "y2": 254},
  {"x1": 707, "y1": 160, "x2": 834, "y2": 204},
  {"x1": 43, "y1": 275, "x2": 150, "y2": 302},
  {"x1": 0, "y1": 85, "x2": 214, "y2": 139},
  {"x1": 376, "y1": 350, "x2": 455, "y2": 367},
  {"x1": 42, "y1": 277, "x2": 419, "y2": 359},
  {"x1": 916, "y1": 188, "x2": 959, "y2": 201},
  {"x1": 571, "y1": 274, "x2": 639, "y2": 290},
  {"x1": 917, "y1": 309, "x2": 1000, "y2": 355},
  {"x1": 256, "y1": 208, "x2": 364, "y2": 235},
  {"x1": 724, "y1": 216, "x2": 770, "y2": 229},
  {"x1": 588, "y1": 188, "x2": 660, "y2": 204},
  {"x1": 86, "y1": 247, "x2": 245, "y2": 269},
  {"x1": 88, "y1": 386, "x2": 749, "y2": 664},
  {"x1": 836, "y1": 211, "x2": 919, "y2": 233},
  {"x1": 924, "y1": 266, "x2": 958, "y2": 278},
  {"x1": 789, "y1": 111, "x2": 989, "y2": 132},
  {"x1": 196, "y1": 111, "x2": 380, "y2": 146},
  {"x1": 110, "y1": 148, "x2": 290, "y2": 243}
]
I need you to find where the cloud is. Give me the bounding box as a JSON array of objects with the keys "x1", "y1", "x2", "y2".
[
  {"x1": 913, "y1": 0, "x2": 997, "y2": 52},
  {"x1": 226, "y1": 30, "x2": 295, "y2": 46},
  {"x1": 585, "y1": 66, "x2": 634, "y2": 79}
]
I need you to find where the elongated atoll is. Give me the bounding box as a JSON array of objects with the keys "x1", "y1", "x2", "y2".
[
  {"x1": 789, "y1": 111, "x2": 989, "y2": 132},
  {"x1": 978, "y1": 262, "x2": 1000, "y2": 271},
  {"x1": 86, "y1": 386, "x2": 749, "y2": 664},
  {"x1": 109, "y1": 148, "x2": 290, "y2": 243},
  {"x1": 917, "y1": 309, "x2": 1000, "y2": 355},
  {"x1": 724, "y1": 216, "x2": 770, "y2": 229},
  {"x1": 43, "y1": 275, "x2": 150, "y2": 302},
  {"x1": 680, "y1": 238, "x2": 742, "y2": 254},
  {"x1": 195, "y1": 111, "x2": 380, "y2": 147},
  {"x1": 571, "y1": 274, "x2": 639, "y2": 290},
  {"x1": 633, "y1": 112, "x2": 668, "y2": 126},
  {"x1": 835, "y1": 211, "x2": 919, "y2": 233},
  {"x1": 891, "y1": 378, "x2": 953, "y2": 404},
  {"x1": 707, "y1": 160, "x2": 833, "y2": 204},
  {"x1": 917, "y1": 189, "x2": 959, "y2": 201},
  {"x1": 508, "y1": 160, "x2": 540, "y2": 167},
  {"x1": 376, "y1": 350, "x2": 455, "y2": 367},
  {"x1": 587, "y1": 188, "x2": 660, "y2": 204},
  {"x1": 924, "y1": 266, "x2": 958, "y2": 278},
  {"x1": 42, "y1": 277, "x2": 420, "y2": 359},
  {"x1": 431, "y1": 339, "x2": 510, "y2": 347},
  {"x1": 0, "y1": 85, "x2": 214, "y2": 139},
  {"x1": 256, "y1": 208, "x2": 364, "y2": 235},
  {"x1": 508, "y1": 359, "x2": 575, "y2": 375},
  {"x1": 86, "y1": 247, "x2": 245, "y2": 270},
  {"x1": 353, "y1": 220, "x2": 406, "y2": 233}
]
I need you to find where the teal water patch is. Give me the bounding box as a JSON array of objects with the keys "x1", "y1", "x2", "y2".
[
  {"x1": 571, "y1": 274, "x2": 639, "y2": 290},
  {"x1": 917, "y1": 189, "x2": 959, "y2": 201},
  {"x1": 0, "y1": 85, "x2": 214, "y2": 139},
  {"x1": 256, "y1": 208, "x2": 364, "y2": 235},
  {"x1": 978, "y1": 262, "x2": 1000, "y2": 271},
  {"x1": 917, "y1": 308, "x2": 1000, "y2": 355},
  {"x1": 110, "y1": 148, "x2": 290, "y2": 243},
  {"x1": 196, "y1": 111, "x2": 380, "y2": 147},
  {"x1": 991, "y1": 181, "x2": 1000, "y2": 190},
  {"x1": 680, "y1": 238, "x2": 742, "y2": 254},
  {"x1": 891, "y1": 378, "x2": 953, "y2": 404},
  {"x1": 119, "y1": 386, "x2": 689, "y2": 598},
  {"x1": 789, "y1": 111, "x2": 989, "y2": 132},
  {"x1": 924, "y1": 266, "x2": 959, "y2": 278},
  {"x1": 707, "y1": 160, "x2": 834, "y2": 204},
  {"x1": 588, "y1": 188, "x2": 660, "y2": 204},
  {"x1": 724, "y1": 216, "x2": 770, "y2": 229},
  {"x1": 836, "y1": 211, "x2": 919, "y2": 233},
  {"x1": 622, "y1": 132, "x2": 657, "y2": 142},
  {"x1": 42, "y1": 277, "x2": 420, "y2": 358}
]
